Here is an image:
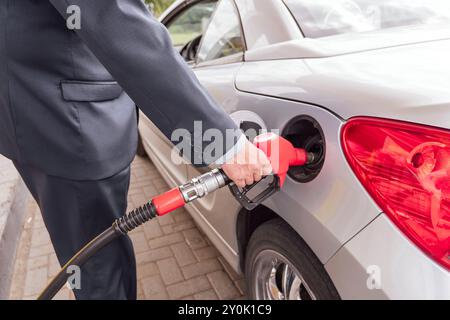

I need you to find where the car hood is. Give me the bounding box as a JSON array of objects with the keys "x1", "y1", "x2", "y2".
[{"x1": 236, "y1": 37, "x2": 450, "y2": 129}]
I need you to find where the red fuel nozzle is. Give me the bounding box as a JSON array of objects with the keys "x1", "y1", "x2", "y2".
[{"x1": 253, "y1": 132, "x2": 309, "y2": 187}]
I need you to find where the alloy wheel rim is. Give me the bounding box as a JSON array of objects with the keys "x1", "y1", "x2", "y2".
[{"x1": 252, "y1": 249, "x2": 316, "y2": 300}]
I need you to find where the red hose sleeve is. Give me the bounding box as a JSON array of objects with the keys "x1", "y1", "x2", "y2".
[{"x1": 152, "y1": 187, "x2": 185, "y2": 216}]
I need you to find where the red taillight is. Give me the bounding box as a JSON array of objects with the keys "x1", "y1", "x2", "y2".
[{"x1": 341, "y1": 117, "x2": 450, "y2": 270}]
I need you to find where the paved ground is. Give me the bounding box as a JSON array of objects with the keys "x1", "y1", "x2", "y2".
[
  {"x1": 8, "y1": 156, "x2": 245, "y2": 300},
  {"x1": 0, "y1": 156, "x2": 28, "y2": 299},
  {"x1": 0, "y1": 157, "x2": 19, "y2": 209}
]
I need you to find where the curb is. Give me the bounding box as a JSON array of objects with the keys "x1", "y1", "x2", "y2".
[{"x1": 0, "y1": 173, "x2": 28, "y2": 299}]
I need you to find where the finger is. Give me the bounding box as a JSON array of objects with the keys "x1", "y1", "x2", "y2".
[
  {"x1": 253, "y1": 167, "x2": 263, "y2": 182},
  {"x1": 262, "y1": 163, "x2": 273, "y2": 176},
  {"x1": 235, "y1": 179, "x2": 246, "y2": 188},
  {"x1": 245, "y1": 173, "x2": 254, "y2": 186},
  {"x1": 256, "y1": 152, "x2": 273, "y2": 175},
  {"x1": 253, "y1": 172, "x2": 262, "y2": 182}
]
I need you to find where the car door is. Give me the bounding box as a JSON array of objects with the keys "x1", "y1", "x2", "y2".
[
  {"x1": 152, "y1": 0, "x2": 257, "y2": 260},
  {"x1": 184, "y1": 0, "x2": 251, "y2": 257},
  {"x1": 139, "y1": 0, "x2": 218, "y2": 186}
]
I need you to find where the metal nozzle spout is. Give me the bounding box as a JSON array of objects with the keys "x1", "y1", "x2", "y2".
[{"x1": 307, "y1": 152, "x2": 318, "y2": 165}]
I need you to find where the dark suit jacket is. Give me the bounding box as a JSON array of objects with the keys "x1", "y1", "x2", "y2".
[{"x1": 0, "y1": 0, "x2": 239, "y2": 180}]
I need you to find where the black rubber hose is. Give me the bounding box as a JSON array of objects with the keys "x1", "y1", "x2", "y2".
[
  {"x1": 38, "y1": 201, "x2": 158, "y2": 300},
  {"x1": 37, "y1": 226, "x2": 120, "y2": 300}
]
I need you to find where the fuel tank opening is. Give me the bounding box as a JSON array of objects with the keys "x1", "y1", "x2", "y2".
[{"x1": 282, "y1": 115, "x2": 325, "y2": 183}]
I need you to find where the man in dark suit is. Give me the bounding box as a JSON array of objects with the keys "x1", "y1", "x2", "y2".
[{"x1": 0, "y1": 0, "x2": 271, "y2": 299}]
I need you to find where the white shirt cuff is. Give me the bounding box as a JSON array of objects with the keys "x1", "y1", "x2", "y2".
[{"x1": 213, "y1": 134, "x2": 247, "y2": 165}]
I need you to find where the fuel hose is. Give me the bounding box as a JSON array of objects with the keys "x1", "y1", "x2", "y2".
[
  {"x1": 37, "y1": 134, "x2": 315, "y2": 300},
  {"x1": 37, "y1": 169, "x2": 228, "y2": 300}
]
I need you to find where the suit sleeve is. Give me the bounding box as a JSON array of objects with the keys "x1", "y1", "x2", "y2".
[{"x1": 49, "y1": 0, "x2": 243, "y2": 166}]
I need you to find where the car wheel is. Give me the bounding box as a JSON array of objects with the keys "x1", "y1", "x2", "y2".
[
  {"x1": 136, "y1": 133, "x2": 147, "y2": 157},
  {"x1": 245, "y1": 218, "x2": 340, "y2": 300}
]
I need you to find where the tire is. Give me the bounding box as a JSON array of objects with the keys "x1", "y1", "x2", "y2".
[
  {"x1": 136, "y1": 133, "x2": 147, "y2": 157},
  {"x1": 245, "y1": 218, "x2": 340, "y2": 300}
]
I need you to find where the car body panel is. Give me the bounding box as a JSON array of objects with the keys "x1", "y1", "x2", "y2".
[
  {"x1": 143, "y1": 55, "x2": 383, "y2": 269},
  {"x1": 325, "y1": 214, "x2": 450, "y2": 299},
  {"x1": 236, "y1": 38, "x2": 450, "y2": 129},
  {"x1": 139, "y1": 113, "x2": 188, "y2": 186},
  {"x1": 186, "y1": 61, "x2": 245, "y2": 271},
  {"x1": 226, "y1": 93, "x2": 382, "y2": 263},
  {"x1": 244, "y1": 25, "x2": 450, "y2": 60}
]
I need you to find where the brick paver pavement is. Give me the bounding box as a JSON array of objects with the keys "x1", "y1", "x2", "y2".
[{"x1": 8, "y1": 156, "x2": 245, "y2": 300}]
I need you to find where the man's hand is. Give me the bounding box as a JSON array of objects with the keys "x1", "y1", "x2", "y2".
[{"x1": 222, "y1": 139, "x2": 272, "y2": 188}]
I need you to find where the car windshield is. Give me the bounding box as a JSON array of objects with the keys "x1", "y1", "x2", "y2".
[{"x1": 283, "y1": 0, "x2": 450, "y2": 38}]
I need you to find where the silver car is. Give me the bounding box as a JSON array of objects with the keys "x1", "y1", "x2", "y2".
[{"x1": 139, "y1": 0, "x2": 450, "y2": 299}]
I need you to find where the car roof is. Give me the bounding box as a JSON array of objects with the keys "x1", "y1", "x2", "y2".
[{"x1": 161, "y1": 0, "x2": 450, "y2": 59}]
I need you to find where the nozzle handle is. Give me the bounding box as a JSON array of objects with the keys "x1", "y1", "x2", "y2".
[{"x1": 227, "y1": 174, "x2": 280, "y2": 211}]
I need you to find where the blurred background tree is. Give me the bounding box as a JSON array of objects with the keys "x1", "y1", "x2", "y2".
[{"x1": 144, "y1": 0, "x2": 175, "y2": 17}]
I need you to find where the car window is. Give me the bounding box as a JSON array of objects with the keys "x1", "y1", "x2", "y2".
[
  {"x1": 196, "y1": 0, "x2": 244, "y2": 63},
  {"x1": 167, "y1": 0, "x2": 218, "y2": 48},
  {"x1": 283, "y1": 0, "x2": 450, "y2": 38}
]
